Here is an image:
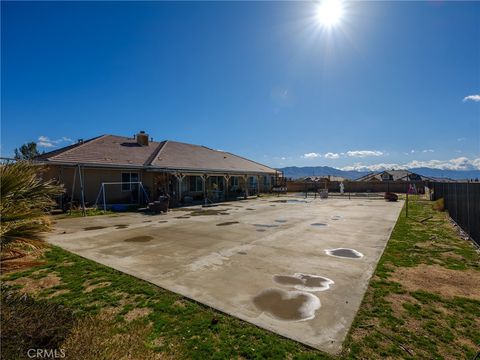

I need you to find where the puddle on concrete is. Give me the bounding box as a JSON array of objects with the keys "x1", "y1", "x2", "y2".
[
  {"x1": 217, "y1": 221, "x2": 239, "y2": 226},
  {"x1": 311, "y1": 223, "x2": 328, "y2": 227},
  {"x1": 175, "y1": 216, "x2": 191, "y2": 219},
  {"x1": 325, "y1": 248, "x2": 363, "y2": 259},
  {"x1": 115, "y1": 224, "x2": 129, "y2": 229},
  {"x1": 275, "y1": 220, "x2": 288, "y2": 223},
  {"x1": 124, "y1": 236, "x2": 154, "y2": 243},
  {"x1": 143, "y1": 220, "x2": 152, "y2": 223},
  {"x1": 237, "y1": 251, "x2": 247, "y2": 255},
  {"x1": 254, "y1": 224, "x2": 279, "y2": 228},
  {"x1": 331, "y1": 215, "x2": 342, "y2": 221},
  {"x1": 219, "y1": 212, "x2": 230, "y2": 215},
  {"x1": 252, "y1": 288, "x2": 321, "y2": 321},
  {"x1": 246, "y1": 208, "x2": 256, "y2": 211},
  {"x1": 272, "y1": 199, "x2": 307, "y2": 204},
  {"x1": 158, "y1": 220, "x2": 168, "y2": 223},
  {"x1": 84, "y1": 226, "x2": 106, "y2": 231},
  {"x1": 273, "y1": 273, "x2": 334, "y2": 292},
  {"x1": 256, "y1": 229, "x2": 267, "y2": 232}
]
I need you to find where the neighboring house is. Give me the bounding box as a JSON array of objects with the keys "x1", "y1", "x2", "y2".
[
  {"x1": 355, "y1": 170, "x2": 431, "y2": 182},
  {"x1": 304, "y1": 175, "x2": 347, "y2": 182},
  {"x1": 36, "y1": 131, "x2": 279, "y2": 207}
]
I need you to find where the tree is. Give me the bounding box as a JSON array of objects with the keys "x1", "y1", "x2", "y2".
[
  {"x1": 0, "y1": 161, "x2": 64, "y2": 256},
  {"x1": 14, "y1": 142, "x2": 40, "y2": 160}
]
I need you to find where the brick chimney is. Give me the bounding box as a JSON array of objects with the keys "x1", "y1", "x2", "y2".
[{"x1": 136, "y1": 131, "x2": 149, "y2": 146}]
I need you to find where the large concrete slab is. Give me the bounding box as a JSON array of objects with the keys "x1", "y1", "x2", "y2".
[{"x1": 47, "y1": 196, "x2": 403, "y2": 354}]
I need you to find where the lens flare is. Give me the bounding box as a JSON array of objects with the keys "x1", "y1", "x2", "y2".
[{"x1": 316, "y1": 0, "x2": 344, "y2": 28}]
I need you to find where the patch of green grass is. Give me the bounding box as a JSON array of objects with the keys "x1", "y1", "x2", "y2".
[
  {"x1": 343, "y1": 198, "x2": 480, "y2": 359},
  {"x1": 56, "y1": 208, "x2": 116, "y2": 218}
]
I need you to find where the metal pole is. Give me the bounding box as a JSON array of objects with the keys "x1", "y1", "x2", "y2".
[
  {"x1": 69, "y1": 166, "x2": 77, "y2": 214},
  {"x1": 406, "y1": 183, "x2": 409, "y2": 218},
  {"x1": 202, "y1": 175, "x2": 207, "y2": 206},
  {"x1": 78, "y1": 165, "x2": 86, "y2": 216},
  {"x1": 102, "y1": 183, "x2": 106, "y2": 212}
]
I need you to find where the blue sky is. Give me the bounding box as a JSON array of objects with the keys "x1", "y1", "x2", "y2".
[{"x1": 2, "y1": 1, "x2": 479, "y2": 171}]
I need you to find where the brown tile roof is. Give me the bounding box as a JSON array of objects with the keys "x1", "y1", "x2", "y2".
[
  {"x1": 151, "y1": 141, "x2": 276, "y2": 173},
  {"x1": 355, "y1": 170, "x2": 431, "y2": 182},
  {"x1": 37, "y1": 135, "x2": 277, "y2": 174}
]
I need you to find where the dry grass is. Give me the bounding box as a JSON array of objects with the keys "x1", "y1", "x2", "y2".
[
  {"x1": 83, "y1": 280, "x2": 112, "y2": 293},
  {"x1": 62, "y1": 312, "x2": 173, "y2": 360},
  {"x1": 124, "y1": 307, "x2": 153, "y2": 322},
  {"x1": 9, "y1": 272, "x2": 62, "y2": 294},
  {"x1": 389, "y1": 264, "x2": 480, "y2": 300}
]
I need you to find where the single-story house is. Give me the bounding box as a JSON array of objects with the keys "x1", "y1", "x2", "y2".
[
  {"x1": 303, "y1": 175, "x2": 347, "y2": 183},
  {"x1": 355, "y1": 170, "x2": 431, "y2": 182},
  {"x1": 36, "y1": 131, "x2": 280, "y2": 208}
]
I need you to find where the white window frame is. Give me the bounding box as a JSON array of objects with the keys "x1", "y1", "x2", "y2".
[{"x1": 121, "y1": 172, "x2": 139, "y2": 191}]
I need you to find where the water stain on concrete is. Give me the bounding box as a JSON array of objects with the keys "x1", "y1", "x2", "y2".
[
  {"x1": 275, "y1": 220, "x2": 288, "y2": 223},
  {"x1": 256, "y1": 229, "x2": 267, "y2": 232},
  {"x1": 273, "y1": 199, "x2": 307, "y2": 204},
  {"x1": 217, "y1": 221, "x2": 239, "y2": 226},
  {"x1": 158, "y1": 220, "x2": 168, "y2": 223},
  {"x1": 252, "y1": 288, "x2": 321, "y2": 321},
  {"x1": 124, "y1": 235, "x2": 154, "y2": 243},
  {"x1": 220, "y1": 212, "x2": 230, "y2": 215},
  {"x1": 84, "y1": 226, "x2": 106, "y2": 231},
  {"x1": 237, "y1": 251, "x2": 247, "y2": 255},
  {"x1": 254, "y1": 224, "x2": 279, "y2": 228},
  {"x1": 273, "y1": 273, "x2": 334, "y2": 292},
  {"x1": 246, "y1": 208, "x2": 256, "y2": 211},
  {"x1": 175, "y1": 216, "x2": 191, "y2": 219},
  {"x1": 325, "y1": 248, "x2": 363, "y2": 259},
  {"x1": 331, "y1": 215, "x2": 342, "y2": 221},
  {"x1": 311, "y1": 223, "x2": 328, "y2": 227},
  {"x1": 143, "y1": 220, "x2": 152, "y2": 223},
  {"x1": 115, "y1": 224, "x2": 129, "y2": 229}
]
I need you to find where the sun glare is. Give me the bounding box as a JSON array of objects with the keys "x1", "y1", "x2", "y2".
[{"x1": 316, "y1": 0, "x2": 344, "y2": 28}]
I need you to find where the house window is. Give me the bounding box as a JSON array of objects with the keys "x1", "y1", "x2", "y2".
[
  {"x1": 121, "y1": 172, "x2": 139, "y2": 191},
  {"x1": 189, "y1": 176, "x2": 203, "y2": 192},
  {"x1": 248, "y1": 176, "x2": 257, "y2": 187},
  {"x1": 231, "y1": 177, "x2": 239, "y2": 187}
]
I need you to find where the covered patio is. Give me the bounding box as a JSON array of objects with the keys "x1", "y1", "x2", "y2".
[{"x1": 151, "y1": 171, "x2": 276, "y2": 206}]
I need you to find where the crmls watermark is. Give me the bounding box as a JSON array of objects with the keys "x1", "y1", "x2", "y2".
[{"x1": 27, "y1": 349, "x2": 66, "y2": 358}]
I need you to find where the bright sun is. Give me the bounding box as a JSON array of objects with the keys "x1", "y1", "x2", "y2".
[{"x1": 316, "y1": 0, "x2": 344, "y2": 28}]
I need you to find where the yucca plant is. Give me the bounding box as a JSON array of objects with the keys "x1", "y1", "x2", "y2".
[{"x1": 0, "y1": 161, "x2": 64, "y2": 257}]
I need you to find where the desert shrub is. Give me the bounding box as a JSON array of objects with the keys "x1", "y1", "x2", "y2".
[{"x1": 432, "y1": 197, "x2": 445, "y2": 211}]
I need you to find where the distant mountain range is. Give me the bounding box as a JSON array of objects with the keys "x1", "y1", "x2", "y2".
[{"x1": 279, "y1": 166, "x2": 480, "y2": 181}]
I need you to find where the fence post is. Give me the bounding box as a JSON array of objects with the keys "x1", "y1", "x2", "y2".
[
  {"x1": 455, "y1": 182, "x2": 458, "y2": 221},
  {"x1": 466, "y1": 181, "x2": 470, "y2": 238},
  {"x1": 406, "y1": 186, "x2": 409, "y2": 218}
]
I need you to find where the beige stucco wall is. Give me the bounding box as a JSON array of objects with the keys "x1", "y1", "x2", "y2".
[
  {"x1": 43, "y1": 165, "x2": 154, "y2": 205},
  {"x1": 42, "y1": 165, "x2": 275, "y2": 206}
]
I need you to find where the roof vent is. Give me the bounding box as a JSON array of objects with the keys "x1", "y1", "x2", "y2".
[{"x1": 136, "y1": 131, "x2": 149, "y2": 146}]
